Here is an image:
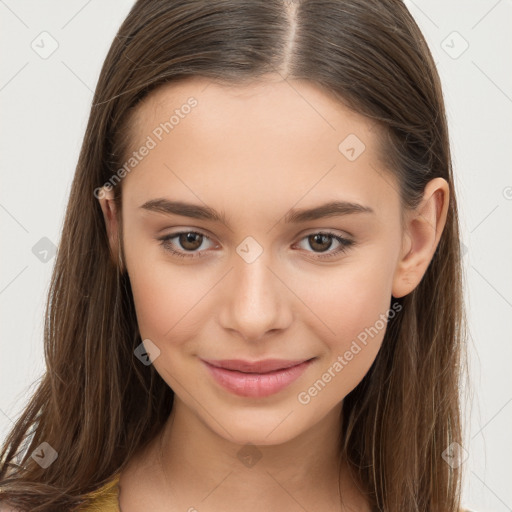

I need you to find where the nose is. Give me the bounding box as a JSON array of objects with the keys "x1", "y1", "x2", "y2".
[{"x1": 218, "y1": 248, "x2": 293, "y2": 343}]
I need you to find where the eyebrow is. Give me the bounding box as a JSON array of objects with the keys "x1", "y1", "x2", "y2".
[{"x1": 139, "y1": 198, "x2": 375, "y2": 228}]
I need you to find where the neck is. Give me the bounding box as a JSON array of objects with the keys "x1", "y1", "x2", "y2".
[{"x1": 149, "y1": 398, "x2": 366, "y2": 512}]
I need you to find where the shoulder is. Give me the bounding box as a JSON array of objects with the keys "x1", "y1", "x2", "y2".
[
  {"x1": 79, "y1": 473, "x2": 121, "y2": 511},
  {"x1": 0, "y1": 472, "x2": 122, "y2": 512}
]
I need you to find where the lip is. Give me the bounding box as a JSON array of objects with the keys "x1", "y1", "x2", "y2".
[{"x1": 201, "y1": 358, "x2": 315, "y2": 398}]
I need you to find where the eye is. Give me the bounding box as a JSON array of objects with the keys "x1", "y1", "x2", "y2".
[
  {"x1": 157, "y1": 231, "x2": 216, "y2": 259},
  {"x1": 294, "y1": 232, "x2": 355, "y2": 260},
  {"x1": 157, "y1": 230, "x2": 355, "y2": 261}
]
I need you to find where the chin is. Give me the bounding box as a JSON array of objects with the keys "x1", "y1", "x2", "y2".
[{"x1": 202, "y1": 405, "x2": 310, "y2": 447}]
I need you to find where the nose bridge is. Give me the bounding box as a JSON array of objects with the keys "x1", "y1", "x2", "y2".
[{"x1": 219, "y1": 236, "x2": 291, "y2": 341}]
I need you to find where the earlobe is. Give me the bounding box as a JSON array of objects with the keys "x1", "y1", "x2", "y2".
[{"x1": 392, "y1": 178, "x2": 450, "y2": 298}]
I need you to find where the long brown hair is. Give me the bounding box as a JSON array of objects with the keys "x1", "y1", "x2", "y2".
[{"x1": 0, "y1": 0, "x2": 468, "y2": 510}]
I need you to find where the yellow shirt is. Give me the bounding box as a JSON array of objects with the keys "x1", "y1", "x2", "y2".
[
  {"x1": 77, "y1": 474, "x2": 478, "y2": 512},
  {"x1": 81, "y1": 472, "x2": 120, "y2": 511}
]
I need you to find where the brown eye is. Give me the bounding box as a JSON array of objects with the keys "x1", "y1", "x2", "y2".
[
  {"x1": 307, "y1": 233, "x2": 334, "y2": 252},
  {"x1": 296, "y1": 231, "x2": 355, "y2": 260},
  {"x1": 157, "y1": 231, "x2": 214, "y2": 259},
  {"x1": 178, "y1": 232, "x2": 203, "y2": 251}
]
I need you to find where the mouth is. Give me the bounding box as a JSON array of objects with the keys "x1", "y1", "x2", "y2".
[{"x1": 200, "y1": 357, "x2": 316, "y2": 398}]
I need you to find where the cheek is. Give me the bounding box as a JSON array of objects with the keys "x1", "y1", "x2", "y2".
[
  {"x1": 294, "y1": 253, "x2": 396, "y2": 343},
  {"x1": 294, "y1": 286, "x2": 393, "y2": 411},
  {"x1": 125, "y1": 236, "x2": 211, "y2": 343},
  {"x1": 290, "y1": 248, "x2": 397, "y2": 391}
]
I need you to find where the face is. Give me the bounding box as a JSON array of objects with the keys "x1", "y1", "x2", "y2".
[{"x1": 107, "y1": 75, "x2": 408, "y2": 445}]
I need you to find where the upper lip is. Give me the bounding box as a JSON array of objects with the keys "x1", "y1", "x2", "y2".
[{"x1": 201, "y1": 358, "x2": 313, "y2": 374}]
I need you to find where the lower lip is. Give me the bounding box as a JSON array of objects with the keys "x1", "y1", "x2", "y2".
[{"x1": 201, "y1": 359, "x2": 313, "y2": 398}]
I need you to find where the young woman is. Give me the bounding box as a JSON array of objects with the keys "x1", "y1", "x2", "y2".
[{"x1": 0, "y1": 0, "x2": 471, "y2": 511}]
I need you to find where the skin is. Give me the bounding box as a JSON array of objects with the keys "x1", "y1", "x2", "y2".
[{"x1": 98, "y1": 74, "x2": 449, "y2": 511}]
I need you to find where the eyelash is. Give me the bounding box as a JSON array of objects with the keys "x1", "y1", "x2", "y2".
[{"x1": 157, "y1": 230, "x2": 355, "y2": 261}]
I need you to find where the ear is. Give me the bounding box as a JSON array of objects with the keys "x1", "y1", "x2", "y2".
[
  {"x1": 392, "y1": 177, "x2": 450, "y2": 299},
  {"x1": 96, "y1": 186, "x2": 123, "y2": 270}
]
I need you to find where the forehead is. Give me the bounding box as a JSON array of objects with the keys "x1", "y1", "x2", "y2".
[
  {"x1": 122, "y1": 75, "x2": 398, "y2": 219},
  {"x1": 134, "y1": 74, "x2": 378, "y2": 144}
]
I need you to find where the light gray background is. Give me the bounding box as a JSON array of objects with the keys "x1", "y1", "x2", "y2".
[{"x1": 1, "y1": 1, "x2": 511, "y2": 510}]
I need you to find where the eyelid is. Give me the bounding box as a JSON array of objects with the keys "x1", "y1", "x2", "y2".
[{"x1": 299, "y1": 227, "x2": 353, "y2": 241}]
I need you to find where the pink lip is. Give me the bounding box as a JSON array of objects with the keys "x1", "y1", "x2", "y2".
[{"x1": 201, "y1": 358, "x2": 314, "y2": 398}]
